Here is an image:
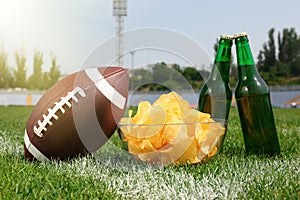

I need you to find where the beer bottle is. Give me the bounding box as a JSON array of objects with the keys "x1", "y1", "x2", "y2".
[
  {"x1": 198, "y1": 34, "x2": 233, "y2": 121},
  {"x1": 234, "y1": 32, "x2": 281, "y2": 156}
]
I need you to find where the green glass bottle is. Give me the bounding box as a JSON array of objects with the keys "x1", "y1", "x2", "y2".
[
  {"x1": 234, "y1": 32, "x2": 281, "y2": 156},
  {"x1": 198, "y1": 34, "x2": 233, "y2": 121}
]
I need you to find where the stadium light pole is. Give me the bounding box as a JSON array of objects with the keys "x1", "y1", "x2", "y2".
[
  {"x1": 130, "y1": 50, "x2": 135, "y2": 69},
  {"x1": 113, "y1": 0, "x2": 127, "y2": 67}
]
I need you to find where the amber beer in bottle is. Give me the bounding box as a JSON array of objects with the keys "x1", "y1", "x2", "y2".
[
  {"x1": 234, "y1": 32, "x2": 281, "y2": 156},
  {"x1": 198, "y1": 35, "x2": 233, "y2": 121}
]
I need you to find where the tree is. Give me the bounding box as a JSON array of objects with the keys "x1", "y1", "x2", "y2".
[
  {"x1": 213, "y1": 38, "x2": 218, "y2": 56},
  {"x1": 257, "y1": 50, "x2": 264, "y2": 71},
  {"x1": 28, "y1": 50, "x2": 43, "y2": 90},
  {"x1": 274, "y1": 62, "x2": 290, "y2": 78},
  {"x1": 199, "y1": 70, "x2": 210, "y2": 80},
  {"x1": 257, "y1": 28, "x2": 276, "y2": 73},
  {"x1": 13, "y1": 51, "x2": 27, "y2": 88},
  {"x1": 45, "y1": 54, "x2": 61, "y2": 88},
  {"x1": 257, "y1": 27, "x2": 300, "y2": 82},
  {"x1": 182, "y1": 67, "x2": 202, "y2": 82},
  {"x1": 171, "y1": 63, "x2": 182, "y2": 73},
  {"x1": 181, "y1": 67, "x2": 203, "y2": 89},
  {"x1": 0, "y1": 47, "x2": 13, "y2": 88},
  {"x1": 152, "y1": 62, "x2": 193, "y2": 90},
  {"x1": 267, "y1": 28, "x2": 277, "y2": 67},
  {"x1": 151, "y1": 62, "x2": 173, "y2": 90},
  {"x1": 278, "y1": 28, "x2": 300, "y2": 76},
  {"x1": 42, "y1": 72, "x2": 50, "y2": 90},
  {"x1": 152, "y1": 62, "x2": 171, "y2": 84},
  {"x1": 129, "y1": 68, "x2": 152, "y2": 90},
  {"x1": 278, "y1": 28, "x2": 296, "y2": 63}
]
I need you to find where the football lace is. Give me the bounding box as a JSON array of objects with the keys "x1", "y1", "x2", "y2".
[{"x1": 33, "y1": 87, "x2": 86, "y2": 137}]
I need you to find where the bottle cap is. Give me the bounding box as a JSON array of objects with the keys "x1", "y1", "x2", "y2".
[
  {"x1": 233, "y1": 32, "x2": 248, "y2": 39},
  {"x1": 220, "y1": 34, "x2": 233, "y2": 40}
]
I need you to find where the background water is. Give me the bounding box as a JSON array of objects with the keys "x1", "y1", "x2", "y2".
[{"x1": 0, "y1": 90, "x2": 299, "y2": 108}]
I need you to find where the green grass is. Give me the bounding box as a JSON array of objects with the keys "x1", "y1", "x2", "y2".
[{"x1": 0, "y1": 106, "x2": 299, "y2": 199}]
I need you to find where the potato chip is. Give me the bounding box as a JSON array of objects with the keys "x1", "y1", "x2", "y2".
[
  {"x1": 163, "y1": 119, "x2": 185, "y2": 143},
  {"x1": 127, "y1": 140, "x2": 143, "y2": 154},
  {"x1": 183, "y1": 109, "x2": 200, "y2": 123},
  {"x1": 153, "y1": 92, "x2": 190, "y2": 123},
  {"x1": 132, "y1": 101, "x2": 152, "y2": 124},
  {"x1": 149, "y1": 105, "x2": 166, "y2": 124},
  {"x1": 153, "y1": 92, "x2": 182, "y2": 106},
  {"x1": 200, "y1": 124, "x2": 225, "y2": 154},
  {"x1": 174, "y1": 138, "x2": 197, "y2": 164},
  {"x1": 161, "y1": 136, "x2": 195, "y2": 165},
  {"x1": 195, "y1": 128, "x2": 208, "y2": 146},
  {"x1": 166, "y1": 102, "x2": 183, "y2": 122},
  {"x1": 208, "y1": 146, "x2": 218, "y2": 158},
  {"x1": 195, "y1": 150, "x2": 207, "y2": 163},
  {"x1": 138, "y1": 136, "x2": 195, "y2": 165},
  {"x1": 119, "y1": 91, "x2": 225, "y2": 166}
]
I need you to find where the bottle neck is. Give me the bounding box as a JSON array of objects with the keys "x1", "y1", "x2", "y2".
[
  {"x1": 235, "y1": 36, "x2": 259, "y2": 78},
  {"x1": 210, "y1": 38, "x2": 232, "y2": 82}
]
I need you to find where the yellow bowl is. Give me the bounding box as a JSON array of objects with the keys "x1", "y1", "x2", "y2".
[{"x1": 118, "y1": 120, "x2": 227, "y2": 166}]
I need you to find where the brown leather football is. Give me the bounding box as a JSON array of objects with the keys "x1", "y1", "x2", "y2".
[{"x1": 24, "y1": 66, "x2": 129, "y2": 161}]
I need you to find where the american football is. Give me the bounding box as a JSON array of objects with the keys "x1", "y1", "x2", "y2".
[{"x1": 24, "y1": 66, "x2": 129, "y2": 161}]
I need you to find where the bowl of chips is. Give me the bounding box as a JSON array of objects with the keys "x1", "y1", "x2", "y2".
[{"x1": 118, "y1": 92, "x2": 227, "y2": 166}]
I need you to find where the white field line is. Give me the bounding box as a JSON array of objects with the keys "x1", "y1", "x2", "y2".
[
  {"x1": 63, "y1": 155, "x2": 300, "y2": 200},
  {"x1": 0, "y1": 134, "x2": 23, "y2": 155},
  {"x1": 1, "y1": 134, "x2": 299, "y2": 199},
  {"x1": 42, "y1": 142, "x2": 244, "y2": 199},
  {"x1": 65, "y1": 158, "x2": 237, "y2": 199}
]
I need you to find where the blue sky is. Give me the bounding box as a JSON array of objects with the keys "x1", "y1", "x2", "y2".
[{"x1": 0, "y1": 0, "x2": 299, "y2": 74}]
